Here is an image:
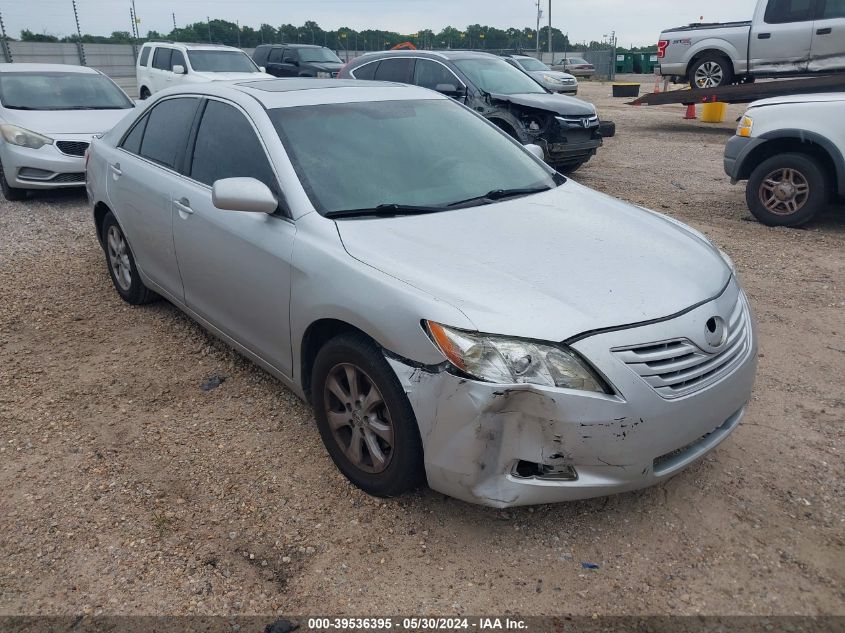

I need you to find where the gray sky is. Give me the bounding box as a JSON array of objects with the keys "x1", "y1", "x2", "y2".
[{"x1": 3, "y1": 0, "x2": 755, "y2": 47}]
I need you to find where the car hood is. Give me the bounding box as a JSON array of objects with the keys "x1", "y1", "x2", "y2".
[
  {"x1": 0, "y1": 107, "x2": 134, "y2": 135},
  {"x1": 749, "y1": 92, "x2": 845, "y2": 109},
  {"x1": 336, "y1": 180, "x2": 730, "y2": 342},
  {"x1": 490, "y1": 92, "x2": 595, "y2": 115}
]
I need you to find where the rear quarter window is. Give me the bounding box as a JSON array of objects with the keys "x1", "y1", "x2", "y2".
[
  {"x1": 351, "y1": 61, "x2": 378, "y2": 80},
  {"x1": 139, "y1": 47, "x2": 151, "y2": 67},
  {"x1": 152, "y1": 47, "x2": 173, "y2": 71}
]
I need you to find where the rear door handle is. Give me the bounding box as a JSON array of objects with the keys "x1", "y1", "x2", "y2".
[
  {"x1": 109, "y1": 163, "x2": 121, "y2": 178},
  {"x1": 174, "y1": 197, "x2": 194, "y2": 215},
  {"x1": 816, "y1": 27, "x2": 832, "y2": 35},
  {"x1": 757, "y1": 32, "x2": 771, "y2": 39}
]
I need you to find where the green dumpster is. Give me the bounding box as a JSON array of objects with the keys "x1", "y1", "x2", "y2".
[
  {"x1": 636, "y1": 51, "x2": 660, "y2": 74},
  {"x1": 615, "y1": 52, "x2": 634, "y2": 74}
]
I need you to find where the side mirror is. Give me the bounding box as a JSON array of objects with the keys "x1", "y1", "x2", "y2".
[
  {"x1": 435, "y1": 83, "x2": 466, "y2": 98},
  {"x1": 259, "y1": 66, "x2": 266, "y2": 73},
  {"x1": 172, "y1": 64, "x2": 186, "y2": 74},
  {"x1": 212, "y1": 177, "x2": 278, "y2": 214},
  {"x1": 524, "y1": 144, "x2": 545, "y2": 161}
]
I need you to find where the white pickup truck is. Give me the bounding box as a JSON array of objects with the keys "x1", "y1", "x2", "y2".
[{"x1": 658, "y1": 0, "x2": 845, "y2": 88}]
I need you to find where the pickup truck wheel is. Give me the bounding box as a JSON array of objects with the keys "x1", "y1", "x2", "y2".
[
  {"x1": 746, "y1": 153, "x2": 826, "y2": 227},
  {"x1": 311, "y1": 333, "x2": 425, "y2": 497},
  {"x1": 690, "y1": 54, "x2": 733, "y2": 89}
]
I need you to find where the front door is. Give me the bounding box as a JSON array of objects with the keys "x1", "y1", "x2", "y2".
[
  {"x1": 809, "y1": 0, "x2": 845, "y2": 71},
  {"x1": 278, "y1": 49, "x2": 300, "y2": 77},
  {"x1": 265, "y1": 47, "x2": 285, "y2": 77},
  {"x1": 171, "y1": 98, "x2": 296, "y2": 376}
]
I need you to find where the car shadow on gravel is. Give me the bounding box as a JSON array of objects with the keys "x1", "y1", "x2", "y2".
[{"x1": 16, "y1": 188, "x2": 88, "y2": 204}]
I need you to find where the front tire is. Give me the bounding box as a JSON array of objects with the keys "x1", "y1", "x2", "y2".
[
  {"x1": 311, "y1": 333, "x2": 425, "y2": 497},
  {"x1": 0, "y1": 160, "x2": 28, "y2": 201},
  {"x1": 746, "y1": 153, "x2": 827, "y2": 227},
  {"x1": 689, "y1": 53, "x2": 734, "y2": 89},
  {"x1": 101, "y1": 212, "x2": 158, "y2": 304}
]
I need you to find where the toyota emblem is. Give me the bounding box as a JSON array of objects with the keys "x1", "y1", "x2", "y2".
[{"x1": 704, "y1": 316, "x2": 728, "y2": 349}]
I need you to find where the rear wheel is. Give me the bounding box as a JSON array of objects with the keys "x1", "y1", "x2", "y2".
[
  {"x1": 139, "y1": 86, "x2": 151, "y2": 100},
  {"x1": 311, "y1": 333, "x2": 424, "y2": 497},
  {"x1": 746, "y1": 153, "x2": 827, "y2": 227},
  {"x1": 689, "y1": 53, "x2": 733, "y2": 89},
  {"x1": 101, "y1": 212, "x2": 158, "y2": 304},
  {"x1": 0, "y1": 160, "x2": 28, "y2": 201}
]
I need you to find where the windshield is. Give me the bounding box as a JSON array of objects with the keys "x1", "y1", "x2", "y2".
[
  {"x1": 453, "y1": 57, "x2": 546, "y2": 95},
  {"x1": 270, "y1": 99, "x2": 556, "y2": 215},
  {"x1": 298, "y1": 48, "x2": 342, "y2": 63},
  {"x1": 517, "y1": 58, "x2": 550, "y2": 72},
  {"x1": 187, "y1": 50, "x2": 258, "y2": 72},
  {"x1": 0, "y1": 72, "x2": 133, "y2": 110}
]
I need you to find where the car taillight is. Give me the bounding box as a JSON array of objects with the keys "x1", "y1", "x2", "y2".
[{"x1": 657, "y1": 40, "x2": 669, "y2": 59}]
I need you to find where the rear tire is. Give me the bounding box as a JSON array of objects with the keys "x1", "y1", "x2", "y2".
[
  {"x1": 311, "y1": 333, "x2": 425, "y2": 497},
  {"x1": 139, "y1": 86, "x2": 151, "y2": 100},
  {"x1": 0, "y1": 160, "x2": 28, "y2": 201},
  {"x1": 746, "y1": 153, "x2": 827, "y2": 227},
  {"x1": 101, "y1": 212, "x2": 158, "y2": 304},
  {"x1": 689, "y1": 53, "x2": 734, "y2": 89}
]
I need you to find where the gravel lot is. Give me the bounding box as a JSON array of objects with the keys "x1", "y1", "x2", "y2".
[{"x1": 1, "y1": 79, "x2": 843, "y2": 618}]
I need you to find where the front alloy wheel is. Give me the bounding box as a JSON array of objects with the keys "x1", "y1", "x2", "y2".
[
  {"x1": 694, "y1": 61, "x2": 724, "y2": 88},
  {"x1": 746, "y1": 153, "x2": 827, "y2": 227}
]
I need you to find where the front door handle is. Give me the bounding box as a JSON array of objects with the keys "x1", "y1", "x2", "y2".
[
  {"x1": 109, "y1": 163, "x2": 121, "y2": 179},
  {"x1": 174, "y1": 197, "x2": 194, "y2": 215},
  {"x1": 757, "y1": 32, "x2": 771, "y2": 39},
  {"x1": 816, "y1": 27, "x2": 832, "y2": 35}
]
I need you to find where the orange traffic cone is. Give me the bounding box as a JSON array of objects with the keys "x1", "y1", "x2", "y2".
[{"x1": 684, "y1": 103, "x2": 697, "y2": 119}]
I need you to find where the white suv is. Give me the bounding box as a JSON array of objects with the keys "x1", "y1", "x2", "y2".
[
  {"x1": 136, "y1": 42, "x2": 266, "y2": 99},
  {"x1": 724, "y1": 93, "x2": 845, "y2": 227}
]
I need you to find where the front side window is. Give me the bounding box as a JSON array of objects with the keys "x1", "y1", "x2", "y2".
[
  {"x1": 453, "y1": 57, "x2": 546, "y2": 95},
  {"x1": 138, "y1": 98, "x2": 199, "y2": 169},
  {"x1": 187, "y1": 50, "x2": 258, "y2": 72},
  {"x1": 373, "y1": 58, "x2": 414, "y2": 83},
  {"x1": 152, "y1": 47, "x2": 172, "y2": 71},
  {"x1": 139, "y1": 47, "x2": 151, "y2": 67},
  {"x1": 0, "y1": 72, "x2": 133, "y2": 110},
  {"x1": 298, "y1": 48, "x2": 343, "y2": 63},
  {"x1": 189, "y1": 100, "x2": 277, "y2": 194},
  {"x1": 413, "y1": 59, "x2": 461, "y2": 90},
  {"x1": 171, "y1": 50, "x2": 186, "y2": 71},
  {"x1": 820, "y1": 0, "x2": 845, "y2": 18},
  {"x1": 270, "y1": 99, "x2": 556, "y2": 215},
  {"x1": 268, "y1": 47, "x2": 283, "y2": 63},
  {"x1": 765, "y1": 0, "x2": 815, "y2": 23}
]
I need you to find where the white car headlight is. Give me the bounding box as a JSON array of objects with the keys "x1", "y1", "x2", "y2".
[
  {"x1": 316, "y1": 71, "x2": 332, "y2": 79},
  {"x1": 542, "y1": 74, "x2": 564, "y2": 84},
  {"x1": 425, "y1": 321, "x2": 609, "y2": 393},
  {"x1": 0, "y1": 124, "x2": 53, "y2": 149}
]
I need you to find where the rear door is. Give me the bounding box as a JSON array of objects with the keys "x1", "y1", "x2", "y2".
[
  {"x1": 749, "y1": 0, "x2": 816, "y2": 72},
  {"x1": 171, "y1": 99, "x2": 296, "y2": 375},
  {"x1": 265, "y1": 47, "x2": 285, "y2": 76},
  {"x1": 106, "y1": 96, "x2": 200, "y2": 300},
  {"x1": 809, "y1": 0, "x2": 845, "y2": 71}
]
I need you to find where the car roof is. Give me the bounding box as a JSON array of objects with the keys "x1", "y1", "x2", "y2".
[
  {"x1": 257, "y1": 43, "x2": 327, "y2": 49},
  {"x1": 142, "y1": 41, "x2": 241, "y2": 51},
  {"x1": 359, "y1": 50, "x2": 500, "y2": 62},
  {"x1": 0, "y1": 62, "x2": 100, "y2": 74},
  {"x1": 155, "y1": 78, "x2": 447, "y2": 109}
]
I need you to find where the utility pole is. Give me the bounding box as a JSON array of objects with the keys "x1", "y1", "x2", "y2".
[
  {"x1": 207, "y1": 16, "x2": 212, "y2": 43},
  {"x1": 0, "y1": 11, "x2": 11, "y2": 63},
  {"x1": 130, "y1": 0, "x2": 138, "y2": 38},
  {"x1": 172, "y1": 13, "x2": 177, "y2": 32},
  {"x1": 548, "y1": 0, "x2": 553, "y2": 56},
  {"x1": 236, "y1": 20, "x2": 241, "y2": 48},
  {"x1": 71, "y1": 0, "x2": 86, "y2": 65},
  {"x1": 535, "y1": 0, "x2": 541, "y2": 55}
]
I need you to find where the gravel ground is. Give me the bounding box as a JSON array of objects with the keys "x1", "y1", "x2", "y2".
[{"x1": 0, "y1": 79, "x2": 843, "y2": 618}]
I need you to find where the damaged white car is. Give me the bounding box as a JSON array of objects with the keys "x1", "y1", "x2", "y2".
[{"x1": 86, "y1": 79, "x2": 758, "y2": 507}]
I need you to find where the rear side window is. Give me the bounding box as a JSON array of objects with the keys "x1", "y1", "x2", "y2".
[
  {"x1": 139, "y1": 97, "x2": 199, "y2": 169},
  {"x1": 820, "y1": 0, "x2": 845, "y2": 17},
  {"x1": 373, "y1": 58, "x2": 414, "y2": 83},
  {"x1": 152, "y1": 47, "x2": 172, "y2": 71},
  {"x1": 171, "y1": 50, "x2": 186, "y2": 70},
  {"x1": 121, "y1": 115, "x2": 148, "y2": 154},
  {"x1": 189, "y1": 100, "x2": 278, "y2": 194},
  {"x1": 764, "y1": 0, "x2": 815, "y2": 23},
  {"x1": 268, "y1": 47, "x2": 283, "y2": 63},
  {"x1": 139, "y1": 47, "x2": 151, "y2": 67},
  {"x1": 351, "y1": 61, "x2": 378, "y2": 80}
]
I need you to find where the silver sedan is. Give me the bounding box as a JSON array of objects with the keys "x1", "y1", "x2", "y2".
[
  {"x1": 86, "y1": 79, "x2": 757, "y2": 507},
  {"x1": 0, "y1": 63, "x2": 135, "y2": 200}
]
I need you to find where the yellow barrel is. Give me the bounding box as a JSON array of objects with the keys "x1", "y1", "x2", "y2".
[{"x1": 700, "y1": 102, "x2": 727, "y2": 123}]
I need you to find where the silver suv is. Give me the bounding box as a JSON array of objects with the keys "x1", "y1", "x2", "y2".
[{"x1": 87, "y1": 79, "x2": 757, "y2": 507}]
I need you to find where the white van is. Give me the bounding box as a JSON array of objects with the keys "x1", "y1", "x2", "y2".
[{"x1": 136, "y1": 42, "x2": 267, "y2": 99}]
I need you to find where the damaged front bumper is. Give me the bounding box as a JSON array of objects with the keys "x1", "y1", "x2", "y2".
[{"x1": 388, "y1": 280, "x2": 758, "y2": 508}]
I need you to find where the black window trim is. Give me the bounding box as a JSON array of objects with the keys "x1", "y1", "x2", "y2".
[
  {"x1": 183, "y1": 95, "x2": 291, "y2": 218},
  {"x1": 138, "y1": 45, "x2": 152, "y2": 68},
  {"x1": 152, "y1": 46, "x2": 174, "y2": 72},
  {"x1": 351, "y1": 56, "x2": 468, "y2": 92},
  {"x1": 763, "y1": 0, "x2": 820, "y2": 23},
  {"x1": 116, "y1": 95, "x2": 201, "y2": 176}
]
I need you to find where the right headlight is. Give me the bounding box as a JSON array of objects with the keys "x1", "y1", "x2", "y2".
[
  {"x1": 737, "y1": 115, "x2": 753, "y2": 137},
  {"x1": 425, "y1": 321, "x2": 609, "y2": 393},
  {"x1": 0, "y1": 124, "x2": 53, "y2": 149}
]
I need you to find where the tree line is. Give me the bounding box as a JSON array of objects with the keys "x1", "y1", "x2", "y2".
[{"x1": 17, "y1": 20, "x2": 653, "y2": 53}]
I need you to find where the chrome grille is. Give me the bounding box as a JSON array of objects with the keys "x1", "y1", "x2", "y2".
[
  {"x1": 613, "y1": 295, "x2": 751, "y2": 399},
  {"x1": 56, "y1": 140, "x2": 90, "y2": 157}
]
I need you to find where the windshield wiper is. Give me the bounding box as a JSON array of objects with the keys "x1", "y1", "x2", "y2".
[
  {"x1": 446, "y1": 185, "x2": 553, "y2": 208},
  {"x1": 325, "y1": 203, "x2": 445, "y2": 219}
]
